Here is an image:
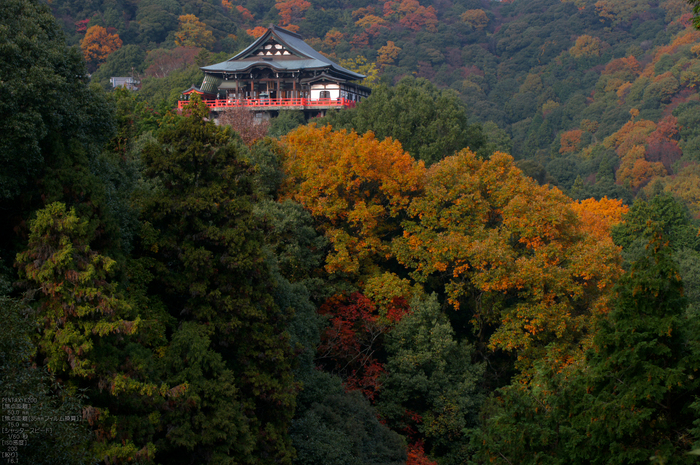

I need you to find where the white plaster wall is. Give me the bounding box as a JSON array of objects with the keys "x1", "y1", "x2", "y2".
[{"x1": 310, "y1": 84, "x2": 340, "y2": 99}]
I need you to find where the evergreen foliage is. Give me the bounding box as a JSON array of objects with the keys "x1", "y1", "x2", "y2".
[
  {"x1": 0, "y1": 0, "x2": 114, "y2": 260},
  {"x1": 0, "y1": 297, "x2": 96, "y2": 465},
  {"x1": 378, "y1": 295, "x2": 484, "y2": 464},
  {"x1": 322, "y1": 77, "x2": 485, "y2": 165},
  {"x1": 136, "y1": 96, "x2": 297, "y2": 463},
  {"x1": 16, "y1": 202, "x2": 137, "y2": 379}
]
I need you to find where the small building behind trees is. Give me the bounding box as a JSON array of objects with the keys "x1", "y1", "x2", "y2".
[
  {"x1": 179, "y1": 25, "x2": 371, "y2": 117},
  {"x1": 110, "y1": 76, "x2": 140, "y2": 90}
]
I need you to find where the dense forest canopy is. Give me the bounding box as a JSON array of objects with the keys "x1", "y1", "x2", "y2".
[{"x1": 2, "y1": 0, "x2": 700, "y2": 463}]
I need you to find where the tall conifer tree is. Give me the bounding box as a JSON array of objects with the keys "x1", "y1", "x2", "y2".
[
  {"x1": 137, "y1": 96, "x2": 296, "y2": 464},
  {"x1": 569, "y1": 232, "x2": 699, "y2": 463}
]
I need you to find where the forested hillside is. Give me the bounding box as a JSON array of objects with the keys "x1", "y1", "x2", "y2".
[
  {"x1": 3, "y1": 0, "x2": 700, "y2": 463},
  {"x1": 49, "y1": 0, "x2": 700, "y2": 209}
]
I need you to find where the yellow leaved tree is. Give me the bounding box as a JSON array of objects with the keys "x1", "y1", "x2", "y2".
[
  {"x1": 461, "y1": 9, "x2": 489, "y2": 29},
  {"x1": 174, "y1": 14, "x2": 214, "y2": 48},
  {"x1": 391, "y1": 150, "x2": 623, "y2": 375},
  {"x1": 338, "y1": 56, "x2": 381, "y2": 88},
  {"x1": 377, "y1": 41, "x2": 402, "y2": 69},
  {"x1": 569, "y1": 34, "x2": 604, "y2": 58}
]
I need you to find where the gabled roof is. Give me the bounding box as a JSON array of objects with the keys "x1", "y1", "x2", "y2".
[
  {"x1": 182, "y1": 85, "x2": 212, "y2": 95},
  {"x1": 201, "y1": 25, "x2": 365, "y2": 81}
]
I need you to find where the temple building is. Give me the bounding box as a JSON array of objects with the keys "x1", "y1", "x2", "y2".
[{"x1": 179, "y1": 25, "x2": 371, "y2": 116}]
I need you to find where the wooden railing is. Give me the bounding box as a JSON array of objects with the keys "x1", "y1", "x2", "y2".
[{"x1": 178, "y1": 97, "x2": 357, "y2": 110}]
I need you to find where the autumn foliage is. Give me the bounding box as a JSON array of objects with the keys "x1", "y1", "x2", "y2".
[
  {"x1": 75, "y1": 18, "x2": 90, "y2": 33},
  {"x1": 281, "y1": 124, "x2": 624, "y2": 377},
  {"x1": 407, "y1": 442, "x2": 439, "y2": 465},
  {"x1": 377, "y1": 41, "x2": 402, "y2": 68},
  {"x1": 317, "y1": 292, "x2": 409, "y2": 400},
  {"x1": 281, "y1": 124, "x2": 426, "y2": 275},
  {"x1": 569, "y1": 34, "x2": 604, "y2": 58},
  {"x1": 392, "y1": 150, "x2": 622, "y2": 371},
  {"x1": 570, "y1": 196, "x2": 629, "y2": 240},
  {"x1": 217, "y1": 107, "x2": 270, "y2": 146},
  {"x1": 603, "y1": 116, "x2": 683, "y2": 190},
  {"x1": 603, "y1": 56, "x2": 641, "y2": 78},
  {"x1": 356, "y1": 14, "x2": 387, "y2": 29},
  {"x1": 384, "y1": 0, "x2": 438, "y2": 32},
  {"x1": 174, "y1": 14, "x2": 214, "y2": 48},
  {"x1": 276, "y1": 0, "x2": 311, "y2": 27},
  {"x1": 246, "y1": 26, "x2": 267, "y2": 38},
  {"x1": 595, "y1": 0, "x2": 648, "y2": 23},
  {"x1": 236, "y1": 5, "x2": 255, "y2": 21},
  {"x1": 80, "y1": 25, "x2": 122, "y2": 70},
  {"x1": 324, "y1": 30, "x2": 344, "y2": 48},
  {"x1": 559, "y1": 129, "x2": 583, "y2": 154},
  {"x1": 461, "y1": 9, "x2": 489, "y2": 29}
]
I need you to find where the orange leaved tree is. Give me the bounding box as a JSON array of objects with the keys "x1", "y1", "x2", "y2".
[
  {"x1": 391, "y1": 150, "x2": 623, "y2": 374},
  {"x1": 604, "y1": 119, "x2": 669, "y2": 190},
  {"x1": 570, "y1": 196, "x2": 629, "y2": 240},
  {"x1": 246, "y1": 26, "x2": 267, "y2": 38},
  {"x1": 281, "y1": 124, "x2": 426, "y2": 276},
  {"x1": 559, "y1": 129, "x2": 584, "y2": 154},
  {"x1": 80, "y1": 25, "x2": 122, "y2": 71},
  {"x1": 236, "y1": 5, "x2": 255, "y2": 21},
  {"x1": 276, "y1": 0, "x2": 311, "y2": 26},
  {"x1": 377, "y1": 41, "x2": 402, "y2": 68}
]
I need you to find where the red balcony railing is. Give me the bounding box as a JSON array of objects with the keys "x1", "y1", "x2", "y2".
[{"x1": 178, "y1": 97, "x2": 357, "y2": 110}]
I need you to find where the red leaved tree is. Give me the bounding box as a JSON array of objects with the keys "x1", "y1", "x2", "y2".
[{"x1": 317, "y1": 293, "x2": 410, "y2": 400}]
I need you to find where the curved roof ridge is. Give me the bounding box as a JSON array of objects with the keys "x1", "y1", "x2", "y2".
[
  {"x1": 204, "y1": 25, "x2": 364, "y2": 80},
  {"x1": 270, "y1": 24, "x2": 302, "y2": 39}
]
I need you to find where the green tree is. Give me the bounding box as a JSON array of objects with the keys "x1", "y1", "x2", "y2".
[
  {"x1": 13, "y1": 202, "x2": 163, "y2": 463},
  {"x1": 138, "y1": 64, "x2": 204, "y2": 107},
  {"x1": 157, "y1": 322, "x2": 252, "y2": 464},
  {"x1": 246, "y1": 139, "x2": 287, "y2": 198},
  {"x1": 136, "y1": 95, "x2": 296, "y2": 463},
  {"x1": 269, "y1": 111, "x2": 307, "y2": 138},
  {"x1": 378, "y1": 295, "x2": 484, "y2": 464},
  {"x1": 322, "y1": 77, "x2": 485, "y2": 165},
  {"x1": 15, "y1": 202, "x2": 138, "y2": 380},
  {"x1": 571, "y1": 233, "x2": 700, "y2": 463},
  {"x1": 0, "y1": 0, "x2": 114, "y2": 260},
  {"x1": 291, "y1": 371, "x2": 407, "y2": 465},
  {"x1": 134, "y1": 0, "x2": 178, "y2": 44},
  {"x1": 0, "y1": 296, "x2": 96, "y2": 465},
  {"x1": 612, "y1": 193, "x2": 700, "y2": 262},
  {"x1": 482, "y1": 121, "x2": 513, "y2": 155}
]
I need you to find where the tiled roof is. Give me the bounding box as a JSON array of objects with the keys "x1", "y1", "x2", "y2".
[{"x1": 201, "y1": 25, "x2": 365, "y2": 80}]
